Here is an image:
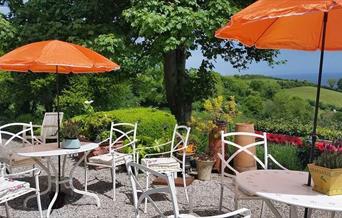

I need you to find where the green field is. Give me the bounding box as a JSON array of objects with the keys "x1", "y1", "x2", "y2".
[{"x1": 282, "y1": 86, "x2": 342, "y2": 108}]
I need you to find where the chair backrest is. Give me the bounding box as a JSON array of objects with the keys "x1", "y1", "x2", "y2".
[
  {"x1": 220, "y1": 131, "x2": 268, "y2": 176},
  {"x1": 170, "y1": 124, "x2": 191, "y2": 155},
  {"x1": 126, "y1": 160, "x2": 180, "y2": 218},
  {"x1": 0, "y1": 123, "x2": 34, "y2": 161},
  {"x1": 125, "y1": 160, "x2": 251, "y2": 218},
  {"x1": 40, "y1": 112, "x2": 63, "y2": 141},
  {"x1": 109, "y1": 122, "x2": 138, "y2": 161}
]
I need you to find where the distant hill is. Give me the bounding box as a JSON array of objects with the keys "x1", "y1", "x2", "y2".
[{"x1": 281, "y1": 86, "x2": 342, "y2": 108}]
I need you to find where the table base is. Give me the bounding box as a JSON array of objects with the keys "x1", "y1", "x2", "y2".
[{"x1": 23, "y1": 151, "x2": 100, "y2": 218}]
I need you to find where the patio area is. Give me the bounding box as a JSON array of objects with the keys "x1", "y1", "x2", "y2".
[
  {"x1": 1, "y1": 156, "x2": 340, "y2": 218},
  {"x1": 1, "y1": 1, "x2": 342, "y2": 217}
]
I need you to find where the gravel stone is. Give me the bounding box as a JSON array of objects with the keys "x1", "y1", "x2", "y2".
[{"x1": 1, "y1": 156, "x2": 341, "y2": 218}]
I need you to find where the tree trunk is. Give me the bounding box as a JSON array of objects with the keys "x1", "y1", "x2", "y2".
[{"x1": 163, "y1": 47, "x2": 192, "y2": 124}]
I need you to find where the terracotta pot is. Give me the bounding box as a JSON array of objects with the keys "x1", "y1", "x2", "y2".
[
  {"x1": 233, "y1": 123, "x2": 257, "y2": 172},
  {"x1": 209, "y1": 121, "x2": 227, "y2": 172}
]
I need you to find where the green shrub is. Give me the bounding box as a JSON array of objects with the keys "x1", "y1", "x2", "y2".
[
  {"x1": 257, "y1": 143, "x2": 303, "y2": 170},
  {"x1": 72, "y1": 107, "x2": 177, "y2": 146},
  {"x1": 227, "y1": 143, "x2": 303, "y2": 170}
]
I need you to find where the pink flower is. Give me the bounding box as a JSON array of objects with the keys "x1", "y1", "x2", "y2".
[{"x1": 325, "y1": 144, "x2": 338, "y2": 152}]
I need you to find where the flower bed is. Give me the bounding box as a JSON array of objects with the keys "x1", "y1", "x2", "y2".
[{"x1": 255, "y1": 130, "x2": 303, "y2": 146}]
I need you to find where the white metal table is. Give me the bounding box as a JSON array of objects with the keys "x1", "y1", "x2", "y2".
[
  {"x1": 16, "y1": 142, "x2": 100, "y2": 218},
  {"x1": 236, "y1": 170, "x2": 342, "y2": 218}
]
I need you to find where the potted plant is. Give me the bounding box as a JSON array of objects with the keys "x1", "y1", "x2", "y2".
[
  {"x1": 195, "y1": 152, "x2": 214, "y2": 181},
  {"x1": 308, "y1": 143, "x2": 342, "y2": 195},
  {"x1": 190, "y1": 96, "x2": 238, "y2": 171},
  {"x1": 61, "y1": 121, "x2": 81, "y2": 149}
]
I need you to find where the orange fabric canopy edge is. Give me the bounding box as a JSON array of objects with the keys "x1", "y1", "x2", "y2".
[
  {"x1": 215, "y1": 0, "x2": 342, "y2": 51},
  {"x1": 0, "y1": 40, "x2": 120, "y2": 74}
]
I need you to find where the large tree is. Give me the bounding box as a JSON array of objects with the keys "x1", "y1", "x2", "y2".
[
  {"x1": 123, "y1": 0, "x2": 280, "y2": 123},
  {"x1": 0, "y1": 0, "x2": 151, "y2": 119}
]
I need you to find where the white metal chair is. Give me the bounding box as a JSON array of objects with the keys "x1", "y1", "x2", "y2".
[
  {"x1": 0, "y1": 162, "x2": 43, "y2": 218},
  {"x1": 0, "y1": 123, "x2": 37, "y2": 171},
  {"x1": 126, "y1": 160, "x2": 251, "y2": 218},
  {"x1": 85, "y1": 122, "x2": 138, "y2": 201},
  {"x1": 141, "y1": 124, "x2": 191, "y2": 211},
  {"x1": 218, "y1": 131, "x2": 287, "y2": 217},
  {"x1": 25, "y1": 112, "x2": 64, "y2": 144}
]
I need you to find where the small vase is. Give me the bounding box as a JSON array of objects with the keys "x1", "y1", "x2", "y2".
[{"x1": 62, "y1": 138, "x2": 81, "y2": 149}]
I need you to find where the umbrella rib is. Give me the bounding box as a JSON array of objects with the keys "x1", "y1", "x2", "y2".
[{"x1": 253, "y1": 17, "x2": 279, "y2": 47}]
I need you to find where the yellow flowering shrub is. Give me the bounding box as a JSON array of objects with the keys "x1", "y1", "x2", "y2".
[{"x1": 190, "y1": 96, "x2": 239, "y2": 133}]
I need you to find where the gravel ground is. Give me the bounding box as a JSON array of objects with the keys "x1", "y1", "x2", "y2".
[{"x1": 1, "y1": 156, "x2": 341, "y2": 218}]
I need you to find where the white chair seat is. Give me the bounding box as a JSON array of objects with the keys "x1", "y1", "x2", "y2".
[
  {"x1": 88, "y1": 152, "x2": 130, "y2": 166},
  {"x1": 141, "y1": 157, "x2": 181, "y2": 172},
  {"x1": 0, "y1": 179, "x2": 32, "y2": 202}
]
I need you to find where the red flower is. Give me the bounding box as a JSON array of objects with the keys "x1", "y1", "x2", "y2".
[{"x1": 315, "y1": 142, "x2": 325, "y2": 151}]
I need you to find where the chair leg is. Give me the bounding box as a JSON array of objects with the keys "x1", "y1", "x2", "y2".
[
  {"x1": 182, "y1": 171, "x2": 189, "y2": 203},
  {"x1": 84, "y1": 164, "x2": 88, "y2": 192},
  {"x1": 36, "y1": 190, "x2": 43, "y2": 218},
  {"x1": 144, "y1": 172, "x2": 149, "y2": 213},
  {"x1": 331, "y1": 211, "x2": 336, "y2": 218},
  {"x1": 32, "y1": 164, "x2": 35, "y2": 177},
  {"x1": 307, "y1": 208, "x2": 313, "y2": 218},
  {"x1": 260, "y1": 200, "x2": 265, "y2": 218},
  {"x1": 62, "y1": 155, "x2": 67, "y2": 178},
  {"x1": 5, "y1": 201, "x2": 10, "y2": 218},
  {"x1": 189, "y1": 185, "x2": 193, "y2": 214},
  {"x1": 111, "y1": 161, "x2": 116, "y2": 201},
  {"x1": 219, "y1": 184, "x2": 223, "y2": 212},
  {"x1": 234, "y1": 196, "x2": 238, "y2": 211}
]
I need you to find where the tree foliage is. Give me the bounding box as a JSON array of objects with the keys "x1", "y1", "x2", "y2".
[
  {"x1": 337, "y1": 78, "x2": 342, "y2": 90},
  {"x1": 0, "y1": 16, "x2": 15, "y2": 55},
  {"x1": 123, "y1": 0, "x2": 280, "y2": 123},
  {"x1": 328, "y1": 79, "x2": 337, "y2": 89},
  {"x1": 0, "y1": 0, "x2": 281, "y2": 125},
  {"x1": 0, "y1": 0, "x2": 146, "y2": 121}
]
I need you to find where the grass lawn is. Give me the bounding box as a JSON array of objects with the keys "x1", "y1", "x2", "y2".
[{"x1": 282, "y1": 86, "x2": 342, "y2": 108}]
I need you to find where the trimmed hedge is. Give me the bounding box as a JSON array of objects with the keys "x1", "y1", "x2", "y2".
[{"x1": 72, "y1": 107, "x2": 177, "y2": 145}]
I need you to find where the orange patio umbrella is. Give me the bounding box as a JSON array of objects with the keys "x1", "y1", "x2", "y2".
[
  {"x1": 215, "y1": 0, "x2": 342, "y2": 195},
  {"x1": 0, "y1": 40, "x2": 120, "y2": 207},
  {"x1": 0, "y1": 39, "x2": 120, "y2": 141},
  {"x1": 0, "y1": 40, "x2": 119, "y2": 73},
  {"x1": 0, "y1": 39, "x2": 120, "y2": 146}
]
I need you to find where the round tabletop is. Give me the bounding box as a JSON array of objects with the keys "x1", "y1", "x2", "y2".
[
  {"x1": 16, "y1": 142, "x2": 98, "y2": 157},
  {"x1": 236, "y1": 170, "x2": 342, "y2": 212}
]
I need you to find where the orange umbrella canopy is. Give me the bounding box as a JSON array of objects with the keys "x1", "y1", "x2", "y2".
[
  {"x1": 215, "y1": 0, "x2": 342, "y2": 51},
  {"x1": 0, "y1": 40, "x2": 120, "y2": 73}
]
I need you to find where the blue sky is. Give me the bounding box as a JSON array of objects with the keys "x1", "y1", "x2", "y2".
[{"x1": 187, "y1": 49, "x2": 342, "y2": 77}]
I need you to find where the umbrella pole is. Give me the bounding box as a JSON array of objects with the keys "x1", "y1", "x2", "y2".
[
  {"x1": 56, "y1": 66, "x2": 60, "y2": 181},
  {"x1": 307, "y1": 12, "x2": 328, "y2": 185},
  {"x1": 304, "y1": 11, "x2": 328, "y2": 218}
]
